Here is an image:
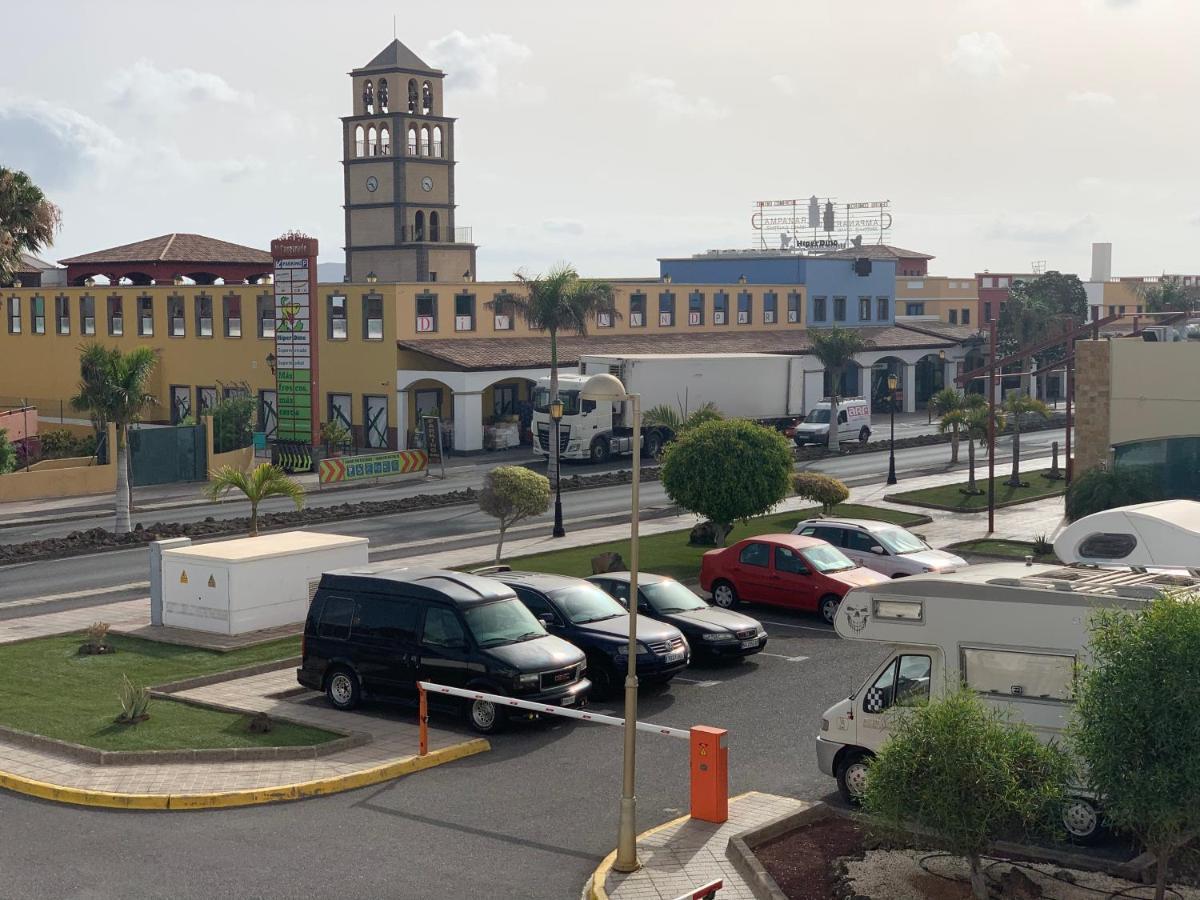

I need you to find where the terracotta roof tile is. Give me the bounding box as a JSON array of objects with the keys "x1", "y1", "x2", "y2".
[{"x1": 59, "y1": 234, "x2": 271, "y2": 266}]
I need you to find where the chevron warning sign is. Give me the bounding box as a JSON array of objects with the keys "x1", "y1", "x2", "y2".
[{"x1": 318, "y1": 450, "x2": 429, "y2": 484}]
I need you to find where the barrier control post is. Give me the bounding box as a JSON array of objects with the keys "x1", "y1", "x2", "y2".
[{"x1": 689, "y1": 725, "x2": 728, "y2": 824}]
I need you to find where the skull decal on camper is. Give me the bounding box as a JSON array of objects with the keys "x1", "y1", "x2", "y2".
[{"x1": 844, "y1": 602, "x2": 869, "y2": 632}]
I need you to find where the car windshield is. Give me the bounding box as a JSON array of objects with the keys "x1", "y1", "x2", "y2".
[
  {"x1": 641, "y1": 580, "x2": 708, "y2": 613},
  {"x1": 463, "y1": 599, "x2": 547, "y2": 648},
  {"x1": 802, "y1": 544, "x2": 858, "y2": 574},
  {"x1": 551, "y1": 584, "x2": 626, "y2": 624},
  {"x1": 804, "y1": 409, "x2": 831, "y2": 424},
  {"x1": 874, "y1": 525, "x2": 929, "y2": 555},
  {"x1": 532, "y1": 387, "x2": 580, "y2": 415}
]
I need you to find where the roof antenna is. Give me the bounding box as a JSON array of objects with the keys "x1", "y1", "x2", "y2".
[{"x1": 393, "y1": 14, "x2": 396, "y2": 39}]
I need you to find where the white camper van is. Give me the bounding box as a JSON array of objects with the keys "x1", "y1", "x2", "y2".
[{"x1": 816, "y1": 562, "x2": 1200, "y2": 842}]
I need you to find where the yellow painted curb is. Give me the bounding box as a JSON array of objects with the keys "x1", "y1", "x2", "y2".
[
  {"x1": 0, "y1": 738, "x2": 488, "y2": 811},
  {"x1": 585, "y1": 791, "x2": 760, "y2": 900}
]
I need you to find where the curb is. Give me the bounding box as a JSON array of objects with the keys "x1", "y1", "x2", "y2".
[
  {"x1": 0, "y1": 737, "x2": 489, "y2": 810},
  {"x1": 726, "y1": 800, "x2": 834, "y2": 900}
]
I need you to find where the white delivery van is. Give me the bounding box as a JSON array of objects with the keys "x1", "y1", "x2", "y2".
[
  {"x1": 792, "y1": 398, "x2": 871, "y2": 446},
  {"x1": 815, "y1": 562, "x2": 1200, "y2": 842}
]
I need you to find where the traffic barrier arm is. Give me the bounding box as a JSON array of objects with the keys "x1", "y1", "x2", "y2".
[{"x1": 670, "y1": 880, "x2": 722, "y2": 900}]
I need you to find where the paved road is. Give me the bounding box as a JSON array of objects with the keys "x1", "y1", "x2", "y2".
[{"x1": 0, "y1": 606, "x2": 881, "y2": 900}]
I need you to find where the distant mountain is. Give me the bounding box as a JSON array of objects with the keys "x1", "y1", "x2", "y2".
[{"x1": 317, "y1": 262, "x2": 346, "y2": 284}]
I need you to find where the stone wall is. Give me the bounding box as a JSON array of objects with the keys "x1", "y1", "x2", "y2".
[{"x1": 1074, "y1": 340, "x2": 1112, "y2": 475}]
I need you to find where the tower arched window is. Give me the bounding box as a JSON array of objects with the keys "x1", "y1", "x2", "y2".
[
  {"x1": 408, "y1": 79, "x2": 418, "y2": 114},
  {"x1": 432, "y1": 125, "x2": 443, "y2": 158},
  {"x1": 430, "y1": 211, "x2": 440, "y2": 243},
  {"x1": 421, "y1": 81, "x2": 433, "y2": 114},
  {"x1": 379, "y1": 125, "x2": 390, "y2": 155},
  {"x1": 407, "y1": 126, "x2": 417, "y2": 156},
  {"x1": 354, "y1": 124, "x2": 365, "y2": 158},
  {"x1": 362, "y1": 79, "x2": 374, "y2": 114},
  {"x1": 414, "y1": 211, "x2": 425, "y2": 242},
  {"x1": 367, "y1": 126, "x2": 378, "y2": 157},
  {"x1": 420, "y1": 126, "x2": 430, "y2": 157},
  {"x1": 378, "y1": 79, "x2": 389, "y2": 113}
]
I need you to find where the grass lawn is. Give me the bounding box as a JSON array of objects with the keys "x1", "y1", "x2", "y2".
[
  {"x1": 0, "y1": 632, "x2": 337, "y2": 752},
  {"x1": 948, "y1": 538, "x2": 1061, "y2": 564},
  {"x1": 502, "y1": 503, "x2": 930, "y2": 583},
  {"x1": 884, "y1": 468, "x2": 1066, "y2": 513}
]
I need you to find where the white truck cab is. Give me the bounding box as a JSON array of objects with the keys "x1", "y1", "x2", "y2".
[
  {"x1": 816, "y1": 563, "x2": 1200, "y2": 842},
  {"x1": 792, "y1": 398, "x2": 871, "y2": 446}
]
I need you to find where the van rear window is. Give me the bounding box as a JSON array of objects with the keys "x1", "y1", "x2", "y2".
[{"x1": 318, "y1": 595, "x2": 355, "y2": 640}]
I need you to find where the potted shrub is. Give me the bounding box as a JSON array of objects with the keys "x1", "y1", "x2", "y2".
[
  {"x1": 320, "y1": 421, "x2": 351, "y2": 457},
  {"x1": 79, "y1": 621, "x2": 114, "y2": 655}
]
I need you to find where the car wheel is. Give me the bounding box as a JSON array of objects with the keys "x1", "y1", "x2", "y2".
[
  {"x1": 590, "y1": 438, "x2": 610, "y2": 464},
  {"x1": 588, "y1": 658, "x2": 617, "y2": 700},
  {"x1": 858, "y1": 426, "x2": 870, "y2": 444},
  {"x1": 819, "y1": 594, "x2": 841, "y2": 625},
  {"x1": 837, "y1": 751, "x2": 871, "y2": 804},
  {"x1": 712, "y1": 580, "x2": 739, "y2": 609},
  {"x1": 643, "y1": 430, "x2": 663, "y2": 458},
  {"x1": 1062, "y1": 797, "x2": 1104, "y2": 845},
  {"x1": 325, "y1": 667, "x2": 361, "y2": 711},
  {"x1": 468, "y1": 696, "x2": 507, "y2": 734}
]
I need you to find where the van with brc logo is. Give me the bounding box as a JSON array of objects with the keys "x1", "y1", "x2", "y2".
[{"x1": 792, "y1": 398, "x2": 871, "y2": 446}]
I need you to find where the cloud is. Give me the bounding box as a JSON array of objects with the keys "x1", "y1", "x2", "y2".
[
  {"x1": 543, "y1": 218, "x2": 584, "y2": 236},
  {"x1": 1067, "y1": 90, "x2": 1116, "y2": 107},
  {"x1": 985, "y1": 214, "x2": 1095, "y2": 244},
  {"x1": 625, "y1": 74, "x2": 729, "y2": 120},
  {"x1": 425, "y1": 31, "x2": 532, "y2": 96},
  {"x1": 106, "y1": 58, "x2": 251, "y2": 113},
  {"x1": 769, "y1": 74, "x2": 795, "y2": 96},
  {"x1": 0, "y1": 97, "x2": 127, "y2": 188},
  {"x1": 946, "y1": 32, "x2": 1014, "y2": 79}
]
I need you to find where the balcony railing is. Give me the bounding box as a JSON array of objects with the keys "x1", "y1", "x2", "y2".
[
  {"x1": 399, "y1": 226, "x2": 473, "y2": 244},
  {"x1": 406, "y1": 142, "x2": 444, "y2": 158}
]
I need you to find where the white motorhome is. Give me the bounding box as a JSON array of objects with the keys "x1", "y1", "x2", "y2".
[
  {"x1": 1053, "y1": 499, "x2": 1200, "y2": 572},
  {"x1": 816, "y1": 563, "x2": 1200, "y2": 842}
]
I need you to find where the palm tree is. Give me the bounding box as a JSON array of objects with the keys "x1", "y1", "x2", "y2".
[
  {"x1": 932, "y1": 389, "x2": 985, "y2": 464},
  {"x1": 70, "y1": 344, "x2": 157, "y2": 533},
  {"x1": 953, "y1": 404, "x2": 1006, "y2": 495},
  {"x1": 486, "y1": 264, "x2": 617, "y2": 486},
  {"x1": 1001, "y1": 392, "x2": 1051, "y2": 487},
  {"x1": 808, "y1": 327, "x2": 873, "y2": 451},
  {"x1": 0, "y1": 167, "x2": 62, "y2": 284},
  {"x1": 643, "y1": 401, "x2": 722, "y2": 438},
  {"x1": 204, "y1": 463, "x2": 305, "y2": 537}
]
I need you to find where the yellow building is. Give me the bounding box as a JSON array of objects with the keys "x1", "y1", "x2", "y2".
[{"x1": 893, "y1": 276, "x2": 979, "y2": 327}]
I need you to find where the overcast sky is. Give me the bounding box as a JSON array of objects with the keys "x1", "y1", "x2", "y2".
[{"x1": 2, "y1": 0, "x2": 1197, "y2": 280}]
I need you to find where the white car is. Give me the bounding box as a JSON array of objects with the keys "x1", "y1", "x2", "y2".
[
  {"x1": 791, "y1": 518, "x2": 966, "y2": 578},
  {"x1": 792, "y1": 398, "x2": 871, "y2": 446}
]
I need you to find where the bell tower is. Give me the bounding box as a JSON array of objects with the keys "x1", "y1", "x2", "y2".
[{"x1": 342, "y1": 40, "x2": 477, "y2": 283}]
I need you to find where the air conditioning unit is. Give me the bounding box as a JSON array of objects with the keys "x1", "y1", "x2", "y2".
[{"x1": 1142, "y1": 325, "x2": 1182, "y2": 342}]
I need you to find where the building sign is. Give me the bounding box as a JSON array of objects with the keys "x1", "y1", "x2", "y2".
[
  {"x1": 271, "y1": 234, "x2": 319, "y2": 445},
  {"x1": 318, "y1": 450, "x2": 428, "y2": 484},
  {"x1": 750, "y1": 196, "x2": 893, "y2": 251},
  {"x1": 421, "y1": 415, "x2": 446, "y2": 480}
]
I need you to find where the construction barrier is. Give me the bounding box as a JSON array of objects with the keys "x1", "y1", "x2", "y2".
[
  {"x1": 671, "y1": 881, "x2": 722, "y2": 900},
  {"x1": 318, "y1": 449, "x2": 428, "y2": 484},
  {"x1": 274, "y1": 442, "x2": 313, "y2": 473}
]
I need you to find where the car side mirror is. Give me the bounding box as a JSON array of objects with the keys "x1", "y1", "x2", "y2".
[
  {"x1": 870, "y1": 545, "x2": 885, "y2": 555},
  {"x1": 537, "y1": 613, "x2": 555, "y2": 626}
]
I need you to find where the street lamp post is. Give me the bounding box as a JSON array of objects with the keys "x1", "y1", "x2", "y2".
[
  {"x1": 549, "y1": 399, "x2": 565, "y2": 538},
  {"x1": 886, "y1": 372, "x2": 898, "y2": 486},
  {"x1": 582, "y1": 374, "x2": 642, "y2": 874}
]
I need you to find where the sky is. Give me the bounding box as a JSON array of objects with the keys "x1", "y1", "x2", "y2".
[{"x1": 2, "y1": 0, "x2": 1197, "y2": 281}]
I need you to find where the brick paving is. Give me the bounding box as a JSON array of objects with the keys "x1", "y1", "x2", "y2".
[{"x1": 603, "y1": 792, "x2": 809, "y2": 900}]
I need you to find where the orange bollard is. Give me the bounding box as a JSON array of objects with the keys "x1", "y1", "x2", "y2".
[
  {"x1": 418, "y1": 685, "x2": 428, "y2": 757},
  {"x1": 689, "y1": 725, "x2": 728, "y2": 823}
]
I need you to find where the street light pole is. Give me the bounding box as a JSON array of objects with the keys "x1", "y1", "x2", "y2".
[
  {"x1": 549, "y1": 400, "x2": 565, "y2": 538},
  {"x1": 886, "y1": 372, "x2": 898, "y2": 486}
]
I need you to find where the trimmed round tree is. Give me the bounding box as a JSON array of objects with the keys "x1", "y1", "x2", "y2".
[
  {"x1": 660, "y1": 419, "x2": 793, "y2": 547},
  {"x1": 793, "y1": 471, "x2": 849, "y2": 515},
  {"x1": 479, "y1": 465, "x2": 551, "y2": 563}
]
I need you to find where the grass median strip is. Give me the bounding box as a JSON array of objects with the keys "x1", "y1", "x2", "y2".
[
  {"x1": 500, "y1": 503, "x2": 930, "y2": 581},
  {"x1": 948, "y1": 538, "x2": 1061, "y2": 564},
  {"x1": 884, "y1": 468, "x2": 1065, "y2": 513},
  {"x1": 0, "y1": 633, "x2": 334, "y2": 752}
]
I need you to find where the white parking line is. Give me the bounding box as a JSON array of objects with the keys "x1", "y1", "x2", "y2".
[
  {"x1": 757, "y1": 653, "x2": 810, "y2": 662},
  {"x1": 759, "y1": 619, "x2": 834, "y2": 633},
  {"x1": 673, "y1": 677, "x2": 721, "y2": 687}
]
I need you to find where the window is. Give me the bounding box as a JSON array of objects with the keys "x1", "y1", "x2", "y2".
[
  {"x1": 763, "y1": 291, "x2": 778, "y2": 324},
  {"x1": 1077, "y1": 532, "x2": 1138, "y2": 560},
  {"x1": 356, "y1": 598, "x2": 417, "y2": 644},
  {"x1": 258, "y1": 294, "x2": 275, "y2": 338},
  {"x1": 1118, "y1": 305, "x2": 1126, "y2": 317},
  {"x1": 259, "y1": 389, "x2": 278, "y2": 440},
  {"x1": 773, "y1": 545, "x2": 808, "y2": 575},
  {"x1": 7, "y1": 296, "x2": 20, "y2": 333},
  {"x1": 195, "y1": 294, "x2": 213, "y2": 337},
  {"x1": 904, "y1": 302, "x2": 925, "y2": 316},
  {"x1": 713, "y1": 291, "x2": 728, "y2": 325},
  {"x1": 416, "y1": 292, "x2": 437, "y2": 332},
  {"x1": 168, "y1": 296, "x2": 185, "y2": 336},
  {"x1": 858, "y1": 297, "x2": 871, "y2": 321},
  {"x1": 877, "y1": 297, "x2": 889, "y2": 321},
  {"x1": 629, "y1": 292, "x2": 646, "y2": 327},
  {"x1": 844, "y1": 529, "x2": 880, "y2": 553},
  {"x1": 170, "y1": 385, "x2": 192, "y2": 423},
  {"x1": 799, "y1": 525, "x2": 846, "y2": 546},
  {"x1": 493, "y1": 383, "x2": 518, "y2": 417},
  {"x1": 906, "y1": 280, "x2": 924, "y2": 290},
  {"x1": 833, "y1": 296, "x2": 846, "y2": 322},
  {"x1": 738, "y1": 542, "x2": 770, "y2": 568},
  {"x1": 737, "y1": 291, "x2": 752, "y2": 324},
  {"x1": 787, "y1": 292, "x2": 801, "y2": 324},
  {"x1": 317, "y1": 595, "x2": 355, "y2": 640},
  {"x1": 982, "y1": 276, "x2": 995, "y2": 288},
  {"x1": 354, "y1": 124, "x2": 364, "y2": 158},
  {"x1": 455, "y1": 293, "x2": 476, "y2": 331},
  {"x1": 998, "y1": 276, "x2": 1009, "y2": 288},
  {"x1": 31, "y1": 296, "x2": 45, "y2": 334},
  {"x1": 80, "y1": 296, "x2": 96, "y2": 335},
  {"x1": 1108, "y1": 305, "x2": 1116, "y2": 317},
  {"x1": 430, "y1": 211, "x2": 440, "y2": 242},
  {"x1": 55, "y1": 296, "x2": 70, "y2": 334},
  {"x1": 658, "y1": 291, "x2": 675, "y2": 327},
  {"x1": 812, "y1": 297, "x2": 827, "y2": 322},
  {"x1": 961, "y1": 307, "x2": 970, "y2": 325},
  {"x1": 327, "y1": 294, "x2": 347, "y2": 339},
  {"x1": 688, "y1": 291, "x2": 704, "y2": 326},
  {"x1": 364, "y1": 293, "x2": 383, "y2": 339},
  {"x1": 363, "y1": 395, "x2": 388, "y2": 448},
  {"x1": 138, "y1": 296, "x2": 154, "y2": 336},
  {"x1": 863, "y1": 655, "x2": 932, "y2": 713},
  {"x1": 197, "y1": 386, "x2": 217, "y2": 416},
  {"x1": 984, "y1": 301, "x2": 993, "y2": 322},
  {"x1": 223, "y1": 295, "x2": 241, "y2": 337},
  {"x1": 328, "y1": 393, "x2": 352, "y2": 436},
  {"x1": 962, "y1": 647, "x2": 1075, "y2": 702},
  {"x1": 421, "y1": 606, "x2": 466, "y2": 648},
  {"x1": 492, "y1": 293, "x2": 514, "y2": 330},
  {"x1": 515, "y1": 590, "x2": 560, "y2": 625},
  {"x1": 949, "y1": 309, "x2": 958, "y2": 325}
]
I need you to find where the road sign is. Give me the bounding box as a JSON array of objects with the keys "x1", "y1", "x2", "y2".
[
  {"x1": 421, "y1": 415, "x2": 446, "y2": 480},
  {"x1": 318, "y1": 450, "x2": 429, "y2": 484}
]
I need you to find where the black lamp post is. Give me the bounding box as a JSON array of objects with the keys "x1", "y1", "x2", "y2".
[
  {"x1": 549, "y1": 399, "x2": 566, "y2": 537},
  {"x1": 886, "y1": 372, "x2": 899, "y2": 486}
]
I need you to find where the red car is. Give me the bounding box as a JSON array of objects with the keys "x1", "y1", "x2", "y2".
[{"x1": 699, "y1": 533, "x2": 890, "y2": 624}]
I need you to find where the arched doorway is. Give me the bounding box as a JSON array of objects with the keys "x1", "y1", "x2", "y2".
[
  {"x1": 915, "y1": 352, "x2": 947, "y2": 409},
  {"x1": 402, "y1": 378, "x2": 454, "y2": 451},
  {"x1": 870, "y1": 357, "x2": 906, "y2": 412},
  {"x1": 963, "y1": 348, "x2": 986, "y2": 395},
  {"x1": 483, "y1": 377, "x2": 536, "y2": 449}
]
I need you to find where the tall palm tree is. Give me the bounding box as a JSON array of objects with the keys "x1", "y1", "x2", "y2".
[
  {"x1": 486, "y1": 264, "x2": 617, "y2": 486},
  {"x1": 70, "y1": 344, "x2": 158, "y2": 533},
  {"x1": 931, "y1": 389, "x2": 985, "y2": 464},
  {"x1": 808, "y1": 327, "x2": 873, "y2": 451},
  {"x1": 0, "y1": 167, "x2": 62, "y2": 284},
  {"x1": 205, "y1": 463, "x2": 305, "y2": 537},
  {"x1": 952, "y1": 404, "x2": 1006, "y2": 495},
  {"x1": 1001, "y1": 392, "x2": 1051, "y2": 487}
]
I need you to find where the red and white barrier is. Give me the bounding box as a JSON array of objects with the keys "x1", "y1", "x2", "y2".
[{"x1": 670, "y1": 880, "x2": 722, "y2": 900}]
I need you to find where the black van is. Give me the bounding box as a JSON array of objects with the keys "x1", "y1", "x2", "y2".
[{"x1": 298, "y1": 566, "x2": 590, "y2": 733}]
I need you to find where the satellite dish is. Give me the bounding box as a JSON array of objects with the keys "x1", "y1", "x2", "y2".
[{"x1": 852, "y1": 235, "x2": 863, "y2": 248}]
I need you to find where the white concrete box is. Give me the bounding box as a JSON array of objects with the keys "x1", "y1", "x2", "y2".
[{"x1": 160, "y1": 531, "x2": 369, "y2": 635}]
